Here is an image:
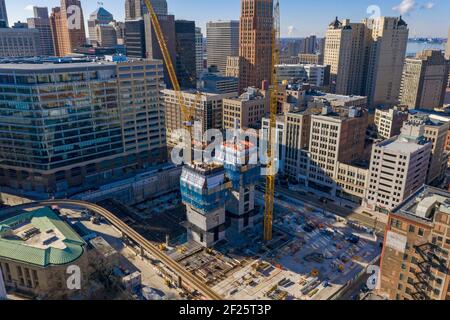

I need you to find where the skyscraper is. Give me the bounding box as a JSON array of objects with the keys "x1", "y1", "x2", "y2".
[
  {"x1": 175, "y1": 20, "x2": 197, "y2": 89},
  {"x1": 206, "y1": 20, "x2": 240, "y2": 74},
  {"x1": 364, "y1": 16, "x2": 409, "y2": 108},
  {"x1": 446, "y1": 27, "x2": 450, "y2": 59},
  {"x1": 125, "y1": 19, "x2": 146, "y2": 58},
  {"x1": 87, "y1": 7, "x2": 114, "y2": 46},
  {"x1": 238, "y1": 0, "x2": 274, "y2": 93},
  {"x1": 324, "y1": 18, "x2": 368, "y2": 96},
  {"x1": 400, "y1": 50, "x2": 449, "y2": 111},
  {"x1": 125, "y1": 0, "x2": 167, "y2": 20},
  {"x1": 27, "y1": 6, "x2": 55, "y2": 56},
  {"x1": 195, "y1": 27, "x2": 204, "y2": 77},
  {"x1": 0, "y1": 0, "x2": 8, "y2": 27}
]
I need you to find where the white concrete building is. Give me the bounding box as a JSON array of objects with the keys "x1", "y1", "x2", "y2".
[
  {"x1": 374, "y1": 107, "x2": 409, "y2": 139},
  {"x1": 276, "y1": 64, "x2": 328, "y2": 88}
]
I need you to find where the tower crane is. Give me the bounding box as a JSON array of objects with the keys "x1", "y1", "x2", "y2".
[{"x1": 263, "y1": 0, "x2": 280, "y2": 242}]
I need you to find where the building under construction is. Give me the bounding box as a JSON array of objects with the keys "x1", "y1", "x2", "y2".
[{"x1": 181, "y1": 163, "x2": 231, "y2": 247}]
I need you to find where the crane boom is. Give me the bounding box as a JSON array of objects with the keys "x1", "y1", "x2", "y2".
[
  {"x1": 263, "y1": 0, "x2": 280, "y2": 242},
  {"x1": 143, "y1": 0, "x2": 193, "y2": 128}
]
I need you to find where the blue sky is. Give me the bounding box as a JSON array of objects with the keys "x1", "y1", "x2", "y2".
[{"x1": 6, "y1": 0, "x2": 449, "y2": 37}]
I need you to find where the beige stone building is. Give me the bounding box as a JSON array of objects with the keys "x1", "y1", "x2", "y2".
[
  {"x1": 374, "y1": 107, "x2": 409, "y2": 139},
  {"x1": 226, "y1": 56, "x2": 240, "y2": 78},
  {"x1": 238, "y1": 0, "x2": 273, "y2": 93},
  {"x1": 223, "y1": 87, "x2": 269, "y2": 130},
  {"x1": 380, "y1": 186, "x2": 450, "y2": 300},
  {"x1": 299, "y1": 53, "x2": 324, "y2": 65},
  {"x1": 400, "y1": 50, "x2": 449, "y2": 111}
]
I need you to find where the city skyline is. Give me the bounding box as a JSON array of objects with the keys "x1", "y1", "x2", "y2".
[{"x1": 3, "y1": 0, "x2": 449, "y2": 38}]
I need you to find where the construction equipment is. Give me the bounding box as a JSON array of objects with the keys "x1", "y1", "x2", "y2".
[
  {"x1": 143, "y1": 0, "x2": 193, "y2": 131},
  {"x1": 263, "y1": 0, "x2": 280, "y2": 242}
]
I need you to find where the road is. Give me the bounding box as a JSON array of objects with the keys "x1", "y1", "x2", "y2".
[{"x1": 4, "y1": 199, "x2": 222, "y2": 300}]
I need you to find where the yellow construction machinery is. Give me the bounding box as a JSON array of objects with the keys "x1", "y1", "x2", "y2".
[{"x1": 263, "y1": 0, "x2": 280, "y2": 242}]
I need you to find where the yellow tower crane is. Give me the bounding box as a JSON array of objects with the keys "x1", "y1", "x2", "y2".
[
  {"x1": 263, "y1": 0, "x2": 280, "y2": 242},
  {"x1": 143, "y1": 0, "x2": 193, "y2": 131}
]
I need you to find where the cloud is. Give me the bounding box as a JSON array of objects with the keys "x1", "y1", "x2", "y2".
[
  {"x1": 24, "y1": 5, "x2": 34, "y2": 11},
  {"x1": 393, "y1": 0, "x2": 417, "y2": 15},
  {"x1": 420, "y1": 2, "x2": 435, "y2": 9},
  {"x1": 287, "y1": 25, "x2": 298, "y2": 37}
]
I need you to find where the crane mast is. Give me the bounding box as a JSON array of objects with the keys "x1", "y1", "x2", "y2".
[{"x1": 263, "y1": 0, "x2": 280, "y2": 242}]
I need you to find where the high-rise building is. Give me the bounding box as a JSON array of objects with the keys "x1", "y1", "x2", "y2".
[
  {"x1": 374, "y1": 107, "x2": 409, "y2": 139},
  {"x1": 0, "y1": 58, "x2": 166, "y2": 196},
  {"x1": 379, "y1": 186, "x2": 450, "y2": 300},
  {"x1": 400, "y1": 50, "x2": 449, "y2": 111},
  {"x1": 223, "y1": 87, "x2": 269, "y2": 130},
  {"x1": 27, "y1": 6, "x2": 55, "y2": 56},
  {"x1": 307, "y1": 106, "x2": 368, "y2": 199},
  {"x1": 238, "y1": 0, "x2": 274, "y2": 93},
  {"x1": 206, "y1": 20, "x2": 240, "y2": 74},
  {"x1": 301, "y1": 35, "x2": 317, "y2": 54},
  {"x1": 60, "y1": 0, "x2": 87, "y2": 52},
  {"x1": 226, "y1": 56, "x2": 240, "y2": 77},
  {"x1": 446, "y1": 27, "x2": 450, "y2": 59},
  {"x1": 324, "y1": 18, "x2": 368, "y2": 96},
  {"x1": 125, "y1": 0, "x2": 167, "y2": 20},
  {"x1": 163, "y1": 89, "x2": 235, "y2": 147},
  {"x1": 0, "y1": 28, "x2": 40, "y2": 57},
  {"x1": 94, "y1": 24, "x2": 118, "y2": 48},
  {"x1": 0, "y1": 0, "x2": 8, "y2": 27},
  {"x1": 125, "y1": 19, "x2": 146, "y2": 58},
  {"x1": 49, "y1": 7, "x2": 65, "y2": 56},
  {"x1": 87, "y1": 7, "x2": 114, "y2": 46},
  {"x1": 144, "y1": 13, "x2": 176, "y2": 86},
  {"x1": 365, "y1": 124, "x2": 432, "y2": 213},
  {"x1": 110, "y1": 21, "x2": 125, "y2": 45},
  {"x1": 195, "y1": 27, "x2": 204, "y2": 77},
  {"x1": 175, "y1": 20, "x2": 197, "y2": 89},
  {"x1": 364, "y1": 16, "x2": 409, "y2": 108},
  {"x1": 181, "y1": 163, "x2": 230, "y2": 247}
]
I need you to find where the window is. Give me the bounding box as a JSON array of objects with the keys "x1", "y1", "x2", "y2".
[
  {"x1": 408, "y1": 225, "x2": 415, "y2": 233},
  {"x1": 418, "y1": 228, "x2": 424, "y2": 237}
]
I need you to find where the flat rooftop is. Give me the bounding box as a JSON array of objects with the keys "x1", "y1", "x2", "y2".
[
  {"x1": 392, "y1": 186, "x2": 450, "y2": 222},
  {"x1": 376, "y1": 136, "x2": 428, "y2": 154},
  {"x1": 0, "y1": 61, "x2": 116, "y2": 72},
  {"x1": 0, "y1": 207, "x2": 85, "y2": 267}
]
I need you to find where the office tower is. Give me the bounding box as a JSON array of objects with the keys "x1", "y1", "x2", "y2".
[
  {"x1": 125, "y1": 19, "x2": 146, "y2": 58},
  {"x1": 0, "y1": 0, "x2": 8, "y2": 27},
  {"x1": 364, "y1": 16, "x2": 409, "y2": 108},
  {"x1": 239, "y1": 0, "x2": 274, "y2": 93},
  {"x1": 163, "y1": 89, "x2": 235, "y2": 147},
  {"x1": 175, "y1": 20, "x2": 197, "y2": 89},
  {"x1": 226, "y1": 56, "x2": 240, "y2": 77},
  {"x1": 284, "y1": 39, "x2": 302, "y2": 57},
  {"x1": 125, "y1": 0, "x2": 167, "y2": 20},
  {"x1": 324, "y1": 18, "x2": 368, "y2": 96},
  {"x1": 0, "y1": 28, "x2": 40, "y2": 57},
  {"x1": 144, "y1": 13, "x2": 176, "y2": 86},
  {"x1": 49, "y1": 8, "x2": 65, "y2": 56},
  {"x1": 380, "y1": 186, "x2": 450, "y2": 300},
  {"x1": 0, "y1": 58, "x2": 166, "y2": 195},
  {"x1": 400, "y1": 50, "x2": 449, "y2": 111},
  {"x1": 206, "y1": 20, "x2": 240, "y2": 74},
  {"x1": 87, "y1": 7, "x2": 114, "y2": 46},
  {"x1": 221, "y1": 141, "x2": 259, "y2": 234},
  {"x1": 223, "y1": 87, "x2": 269, "y2": 130},
  {"x1": 374, "y1": 107, "x2": 409, "y2": 139},
  {"x1": 195, "y1": 27, "x2": 204, "y2": 77},
  {"x1": 60, "y1": 0, "x2": 87, "y2": 52},
  {"x1": 299, "y1": 53, "x2": 324, "y2": 65},
  {"x1": 94, "y1": 24, "x2": 118, "y2": 47},
  {"x1": 181, "y1": 163, "x2": 230, "y2": 247},
  {"x1": 307, "y1": 106, "x2": 368, "y2": 199},
  {"x1": 365, "y1": 124, "x2": 432, "y2": 213},
  {"x1": 0, "y1": 207, "x2": 88, "y2": 298},
  {"x1": 317, "y1": 37, "x2": 326, "y2": 54},
  {"x1": 199, "y1": 73, "x2": 239, "y2": 94},
  {"x1": 301, "y1": 35, "x2": 317, "y2": 54},
  {"x1": 110, "y1": 21, "x2": 125, "y2": 45},
  {"x1": 27, "y1": 6, "x2": 55, "y2": 56},
  {"x1": 408, "y1": 111, "x2": 449, "y2": 185}
]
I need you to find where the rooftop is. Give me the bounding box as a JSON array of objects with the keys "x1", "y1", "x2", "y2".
[
  {"x1": 392, "y1": 186, "x2": 450, "y2": 222},
  {"x1": 0, "y1": 208, "x2": 85, "y2": 267},
  {"x1": 376, "y1": 136, "x2": 429, "y2": 154}
]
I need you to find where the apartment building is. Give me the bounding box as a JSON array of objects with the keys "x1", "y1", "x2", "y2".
[
  {"x1": 163, "y1": 89, "x2": 235, "y2": 146},
  {"x1": 374, "y1": 107, "x2": 409, "y2": 139},
  {"x1": 223, "y1": 87, "x2": 269, "y2": 130},
  {"x1": 380, "y1": 186, "x2": 450, "y2": 300},
  {"x1": 365, "y1": 124, "x2": 432, "y2": 213},
  {"x1": 206, "y1": 21, "x2": 239, "y2": 74},
  {"x1": 0, "y1": 58, "x2": 166, "y2": 196},
  {"x1": 400, "y1": 50, "x2": 449, "y2": 111}
]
